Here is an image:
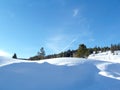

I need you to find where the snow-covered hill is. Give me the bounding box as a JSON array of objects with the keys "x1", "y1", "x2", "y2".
[
  {"x1": 88, "y1": 51, "x2": 120, "y2": 63},
  {"x1": 0, "y1": 54, "x2": 120, "y2": 90}
]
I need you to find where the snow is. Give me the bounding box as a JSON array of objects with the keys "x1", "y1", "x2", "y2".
[
  {"x1": 88, "y1": 51, "x2": 120, "y2": 63},
  {"x1": 0, "y1": 56, "x2": 30, "y2": 67},
  {"x1": 0, "y1": 52, "x2": 120, "y2": 90},
  {"x1": 36, "y1": 58, "x2": 87, "y2": 66},
  {"x1": 0, "y1": 50, "x2": 11, "y2": 57},
  {"x1": 88, "y1": 51, "x2": 120, "y2": 80}
]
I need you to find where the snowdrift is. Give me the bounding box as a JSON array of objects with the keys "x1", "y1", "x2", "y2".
[{"x1": 0, "y1": 56, "x2": 120, "y2": 90}]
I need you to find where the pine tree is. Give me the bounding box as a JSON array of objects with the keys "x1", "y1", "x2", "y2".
[
  {"x1": 38, "y1": 47, "x2": 45, "y2": 59},
  {"x1": 77, "y1": 44, "x2": 88, "y2": 58},
  {"x1": 12, "y1": 53, "x2": 17, "y2": 59}
]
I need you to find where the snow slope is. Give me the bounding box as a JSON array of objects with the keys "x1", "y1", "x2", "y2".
[
  {"x1": 88, "y1": 51, "x2": 120, "y2": 80},
  {"x1": 88, "y1": 51, "x2": 120, "y2": 63},
  {"x1": 0, "y1": 56, "x2": 120, "y2": 90}
]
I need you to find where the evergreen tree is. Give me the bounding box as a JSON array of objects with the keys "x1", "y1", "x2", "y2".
[
  {"x1": 12, "y1": 53, "x2": 17, "y2": 59},
  {"x1": 77, "y1": 44, "x2": 88, "y2": 58},
  {"x1": 38, "y1": 47, "x2": 45, "y2": 59},
  {"x1": 87, "y1": 48, "x2": 93, "y2": 55}
]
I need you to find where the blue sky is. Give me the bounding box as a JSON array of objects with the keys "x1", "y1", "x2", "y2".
[{"x1": 0, "y1": 0, "x2": 120, "y2": 58}]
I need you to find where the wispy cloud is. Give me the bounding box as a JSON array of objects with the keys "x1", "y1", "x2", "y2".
[
  {"x1": 61, "y1": 36, "x2": 79, "y2": 51},
  {"x1": 0, "y1": 50, "x2": 11, "y2": 57},
  {"x1": 88, "y1": 38, "x2": 95, "y2": 42},
  {"x1": 45, "y1": 34, "x2": 66, "y2": 54},
  {"x1": 73, "y1": 9, "x2": 79, "y2": 17},
  {"x1": 45, "y1": 30, "x2": 94, "y2": 54}
]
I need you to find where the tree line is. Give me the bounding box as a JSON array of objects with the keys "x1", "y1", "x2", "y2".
[{"x1": 26, "y1": 43, "x2": 120, "y2": 60}]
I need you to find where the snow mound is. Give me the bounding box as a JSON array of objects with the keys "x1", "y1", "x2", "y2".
[
  {"x1": 0, "y1": 56, "x2": 29, "y2": 67},
  {"x1": 0, "y1": 56, "x2": 120, "y2": 90},
  {"x1": 36, "y1": 58, "x2": 87, "y2": 66}
]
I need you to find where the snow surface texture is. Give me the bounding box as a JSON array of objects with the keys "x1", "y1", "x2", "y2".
[
  {"x1": 88, "y1": 51, "x2": 120, "y2": 81},
  {"x1": 0, "y1": 51, "x2": 120, "y2": 90}
]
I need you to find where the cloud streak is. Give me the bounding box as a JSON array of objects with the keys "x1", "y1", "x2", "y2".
[
  {"x1": 46, "y1": 32, "x2": 85, "y2": 53},
  {"x1": 45, "y1": 34, "x2": 66, "y2": 54},
  {"x1": 73, "y1": 9, "x2": 79, "y2": 17},
  {"x1": 45, "y1": 28, "x2": 94, "y2": 54},
  {"x1": 61, "y1": 36, "x2": 79, "y2": 52}
]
